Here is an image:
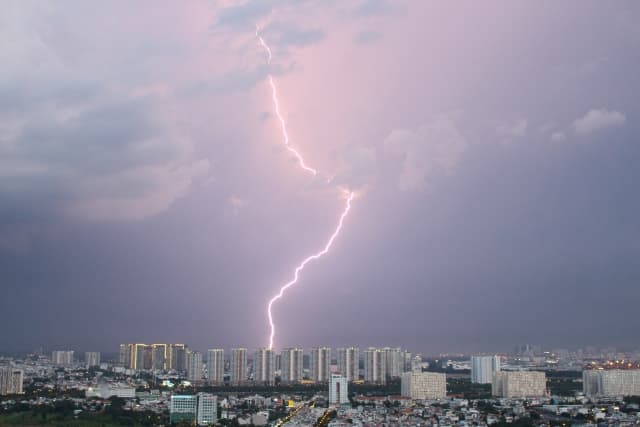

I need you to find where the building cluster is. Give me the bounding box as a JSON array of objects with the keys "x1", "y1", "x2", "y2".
[
  {"x1": 3, "y1": 345, "x2": 640, "y2": 426},
  {"x1": 117, "y1": 344, "x2": 415, "y2": 386}
]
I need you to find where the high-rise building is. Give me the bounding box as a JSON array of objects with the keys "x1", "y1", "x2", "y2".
[
  {"x1": 254, "y1": 348, "x2": 275, "y2": 385},
  {"x1": 583, "y1": 369, "x2": 640, "y2": 398},
  {"x1": 383, "y1": 347, "x2": 403, "y2": 379},
  {"x1": 51, "y1": 350, "x2": 74, "y2": 366},
  {"x1": 207, "y1": 349, "x2": 224, "y2": 385},
  {"x1": 364, "y1": 348, "x2": 386, "y2": 384},
  {"x1": 170, "y1": 395, "x2": 197, "y2": 424},
  {"x1": 0, "y1": 367, "x2": 23, "y2": 395},
  {"x1": 411, "y1": 354, "x2": 423, "y2": 372},
  {"x1": 492, "y1": 371, "x2": 546, "y2": 397},
  {"x1": 85, "y1": 352, "x2": 101, "y2": 369},
  {"x1": 310, "y1": 347, "x2": 331, "y2": 382},
  {"x1": 337, "y1": 347, "x2": 359, "y2": 382},
  {"x1": 401, "y1": 372, "x2": 446, "y2": 399},
  {"x1": 186, "y1": 351, "x2": 204, "y2": 382},
  {"x1": 119, "y1": 343, "x2": 185, "y2": 371},
  {"x1": 281, "y1": 348, "x2": 303, "y2": 383},
  {"x1": 402, "y1": 351, "x2": 413, "y2": 373},
  {"x1": 151, "y1": 344, "x2": 167, "y2": 371},
  {"x1": 329, "y1": 374, "x2": 349, "y2": 405},
  {"x1": 169, "y1": 344, "x2": 187, "y2": 371},
  {"x1": 230, "y1": 348, "x2": 247, "y2": 385},
  {"x1": 471, "y1": 355, "x2": 501, "y2": 384},
  {"x1": 118, "y1": 344, "x2": 129, "y2": 367},
  {"x1": 197, "y1": 393, "x2": 217, "y2": 426}
]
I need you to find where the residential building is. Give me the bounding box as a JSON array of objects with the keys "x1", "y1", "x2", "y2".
[
  {"x1": 254, "y1": 348, "x2": 275, "y2": 385},
  {"x1": 364, "y1": 348, "x2": 386, "y2": 384},
  {"x1": 281, "y1": 348, "x2": 303, "y2": 383},
  {"x1": 169, "y1": 344, "x2": 187, "y2": 371},
  {"x1": 0, "y1": 367, "x2": 23, "y2": 395},
  {"x1": 85, "y1": 352, "x2": 101, "y2": 369},
  {"x1": 583, "y1": 369, "x2": 640, "y2": 398},
  {"x1": 51, "y1": 350, "x2": 74, "y2": 366},
  {"x1": 384, "y1": 347, "x2": 403, "y2": 379},
  {"x1": 471, "y1": 355, "x2": 501, "y2": 384},
  {"x1": 230, "y1": 348, "x2": 247, "y2": 385},
  {"x1": 186, "y1": 350, "x2": 204, "y2": 382},
  {"x1": 337, "y1": 347, "x2": 359, "y2": 382},
  {"x1": 401, "y1": 371, "x2": 446, "y2": 399},
  {"x1": 151, "y1": 344, "x2": 167, "y2": 370},
  {"x1": 207, "y1": 349, "x2": 224, "y2": 385},
  {"x1": 492, "y1": 371, "x2": 547, "y2": 397},
  {"x1": 310, "y1": 347, "x2": 331, "y2": 382},
  {"x1": 329, "y1": 374, "x2": 349, "y2": 405}
]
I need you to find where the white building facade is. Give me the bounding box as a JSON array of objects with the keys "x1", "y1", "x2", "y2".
[
  {"x1": 207, "y1": 349, "x2": 224, "y2": 385},
  {"x1": 254, "y1": 348, "x2": 275, "y2": 385},
  {"x1": 364, "y1": 348, "x2": 386, "y2": 384},
  {"x1": 0, "y1": 367, "x2": 23, "y2": 395},
  {"x1": 281, "y1": 348, "x2": 303, "y2": 383},
  {"x1": 471, "y1": 355, "x2": 501, "y2": 384},
  {"x1": 583, "y1": 369, "x2": 640, "y2": 398},
  {"x1": 197, "y1": 393, "x2": 217, "y2": 426},
  {"x1": 329, "y1": 374, "x2": 349, "y2": 405},
  {"x1": 337, "y1": 347, "x2": 359, "y2": 382},
  {"x1": 401, "y1": 372, "x2": 446, "y2": 399},
  {"x1": 230, "y1": 348, "x2": 247, "y2": 385},
  {"x1": 492, "y1": 371, "x2": 547, "y2": 397},
  {"x1": 310, "y1": 347, "x2": 331, "y2": 382}
]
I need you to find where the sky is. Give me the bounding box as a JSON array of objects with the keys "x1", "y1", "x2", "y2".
[{"x1": 1, "y1": 0, "x2": 639, "y2": 355}]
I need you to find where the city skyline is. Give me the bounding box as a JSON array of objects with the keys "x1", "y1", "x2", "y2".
[{"x1": 2, "y1": 1, "x2": 640, "y2": 353}]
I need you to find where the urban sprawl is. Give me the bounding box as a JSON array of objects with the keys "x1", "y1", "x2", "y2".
[{"x1": 2, "y1": 345, "x2": 640, "y2": 425}]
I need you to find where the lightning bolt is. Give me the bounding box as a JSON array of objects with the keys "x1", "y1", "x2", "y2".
[{"x1": 256, "y1": 25, "x2": 355, "y2": 350}]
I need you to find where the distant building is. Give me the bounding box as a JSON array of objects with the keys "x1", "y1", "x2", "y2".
[
  {"x1": 0, "y1": 367, "x2": 23, "y2": 395},
  {"x1": 169, "y1": 344, "x2": 187, "y2": 371},
  {"x1": 383, "y1": 348, "x2": 403, "y2": 379},
  {"x1": 207, "y1": 349, "x2": 224, "y2": 385},
  {"x1": 337, "y1": 347, "x2": 359, "y2": 382},
  {"x1": 151, "y1": 344, "x2": 167, "y2": 370},
  {"x1": 281, "y1": 348, "x2": 303, "y2": 383},
  {"x1": 364, "y1": 348, "x2": 386, "y2": 384},
  {"x1": 230, "y1": 348, "x2": 247, "y2": 385},
  {"x1": 583, "y1": 369, "x2": 640, "y2": 398},
  {"x1": 329, "y1": 374, "x2": 349, "y2": 405},
  {"x1": 492, "y1": 371, "x2": 546, "y2": 397},
  {"x1": 411, "y1": 355, "x2": 423, "y2": 372},
  {"x1": 310, "y1": 347, "x2": 331, "y2": 382},
  {"x1": 197, "y1": 393, "x2": 217, "y2": 426},
  {"x1": 170, "y1": 395, "x2": 197, "y2": 424},
  {"x1": 401, "y1": 371, "x2": 446, "y2": 399},
  {"x1": 51, "y1": 350, "x2": 74, "y2": 366},
  {"x1": 118, "y1": 344, "x2": 128, "y2": 367},
  {"x1": 186, "y1": 351, "x2": 204, "y2": 382},
  {"x1": 86, "y1": 384, "x2": 135, "y2": 399},
  {"x1": 254, "y1": 348, "x2": 275, "y2": 385},
  {"x1": 471, "y1": 355, "x2": 500, "y2": 384},
  {"x1": 85, "y1": 352, "x2": 101, "y2": 369}
]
